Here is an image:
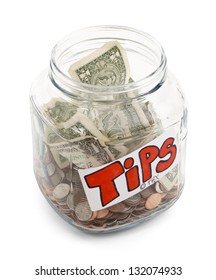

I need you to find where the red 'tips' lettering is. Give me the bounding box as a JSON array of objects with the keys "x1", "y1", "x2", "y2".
[
  {"x1": 84, "y1": 136, "x2": 177, "y2": 207},
  {"x1": 139, "y1": 145, "x2": 159, "y2": 182},
  {"x1": 156, "y1": 137, "x2": 177, "y2": 172},
  {"x1": 84, "y1": 161, "x2": 124, "y2": 206}
]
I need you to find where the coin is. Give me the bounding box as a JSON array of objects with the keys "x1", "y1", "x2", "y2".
[
  {"x1": 155, "y1": 182, "x2": 163, "y2": 193},
  {"x1": 58, "y1": 203, "x2": 70, "y2": 209},
  {"x1": 124, "y1": 193, "x2": 141, "y2": 206},
  {"x1": 53, "y1": 183, "x2": 70, "y2": 201},
  {"x1": 145, "y1": 193, "x2": 162, "y2": 210},
  {"x1": 117, "y1": 212, "x2": 131, "y2": 221},
  {"x1": 73, "y1": 188, "x2": 87, "y2": 206},
  {"x1": 92, "y1": 219, "x2": 107, "y2": 227},
  {"x1": 66, "y1": 193, "x2": 75, "y2": 210},
  {"x1": 89, "y1": 211, "x2": 98, "y2": 221},
  {"x1": 37, "y1": 166, "x2": 46, "y2": 178},
  {"x1": 121, "y1": 204, "x2": 132, "y2": 213},
  {"x1": 57, "y1": 168, "x2": 65, "y2": 180},
  {"x1": 47, "y1": 162, "x2": 56, "y2": 176},
  {"x1": 108, "y1": 202, "x2": 126, "y2": 213},
  {"x1": 96, "y1": 209, "x2": 109, "y2": 219},
  {"x1": 75, "y1": 201, "x2": 92, "y2": 221},
  {"x1": 50, "y1": 173, "x2": 62, "y2": 186}
]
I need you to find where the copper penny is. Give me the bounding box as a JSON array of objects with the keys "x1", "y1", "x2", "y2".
[
  {"x1": 96, "y1": 209, "x2": 109, "y2": 219},
  {"x1": 145, "y1": 193, "x2": 162, "y2": 210}
]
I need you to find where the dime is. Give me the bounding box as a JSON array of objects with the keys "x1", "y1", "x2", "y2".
[
  {"x1": 133, "y1": 204, "x2": 143, "y2": 210},
  {"x1": 73, "y1": 188, "x2": 87, "y2": 206},
  {"x1": 47, "y1": 162, "x2": 55, "y2": 176},
  {"x1": 58, "y1": 203, "x2": 70, "y2": 210},
  {"x1": 53, "y1": 183, "x2": 70, "y2": 201},
  {"x1": 108, "y1": 202, "x2": 126, "y2": 213},
  {"x1": 145, "y1": 193, "x2": 162, "y2": 210},
  {"x1": 121, "y1": 203, "x2": 132, "y2": 213},
  {"x1": 75, "y1": 202, "x2": 92, "y2": 222},
  {"x1": 155, "y1": 181, "x2": 163, "y2": 193},
  {"x1": 50, "y1": 173, "x2": 62, "y2": 186},
  {"x1": 59, "y1": 206, "x2": 72, "y2": 215},
  {"x1": 66, "y1": 193, "x2": 75, "y2": 210},
  {"x1": 89, "y1": 223, "x2": 106, "y2": 229},
  {"x1": 116, "y1": 212, "x2": 131, "y2": 221},
  {"x1": 124, "y1": 193, "x2": 141, "y2": 206}
]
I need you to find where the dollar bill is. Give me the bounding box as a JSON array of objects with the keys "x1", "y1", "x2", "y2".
[
  {"x1": 159, "y1": 165, "x2": 178, "y2": 192},
  {"x1": 90, "y1": 103, "x2": 151, "y2": 140},
  {"x1": 50, "y1": 137, "x2": 112, "y2": 169},
  {"x1": 44, "y1": 98, "x2": 78, "y2": 123},
  {"x1": 104, "y1": 145, "x2": 128, "y2": 161},
  {"x1": 68, "y1": 41, "x2": 130, "y2": 86}
]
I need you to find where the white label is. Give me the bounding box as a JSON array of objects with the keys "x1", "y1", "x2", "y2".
[{"x1": 79, "y1": 127, "x2": 179, "y2": 211}]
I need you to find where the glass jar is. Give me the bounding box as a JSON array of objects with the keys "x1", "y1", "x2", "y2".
[{"x1": 30, "y1": 26, "x2": 187, "y2": 233}]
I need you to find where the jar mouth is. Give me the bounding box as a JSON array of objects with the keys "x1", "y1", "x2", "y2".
[{"x1": 50, "y1": 25, "x2": 167, "y2": 97}]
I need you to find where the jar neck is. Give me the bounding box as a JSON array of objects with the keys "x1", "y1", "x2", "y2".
[{"x1": 49, "y1": 26, "x2": 167, "y2": 101}]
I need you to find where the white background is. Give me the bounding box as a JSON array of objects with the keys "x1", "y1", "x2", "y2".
[{"x1": 1, "y1": 0, "x2": 215, "y2": 279}]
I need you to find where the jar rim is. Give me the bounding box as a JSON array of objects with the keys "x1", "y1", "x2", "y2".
[{"x1": 50, "y1": 25, "x2": 167, "y2": 96}]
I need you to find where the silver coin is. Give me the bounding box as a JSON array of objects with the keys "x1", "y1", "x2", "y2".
[
  {"x1": 50, "y1": 173, "x2": 62, "y2": 187},
  {"x1": 44, "y1": 149, "x2": 53, "y2": 164},
  {"x1": 37, "y1": 166, "x2": 46, "y2": 178},
  {"x1": 73, "y1": 188, "x2": 87, "y2": 206},
  {"x1": 124, "y1": 193, "x2": 141, "y2": 206},
  {"x1": 108, "y1": 202, "x2": 126, "y2": 213},
  {"x1": 53, "y1": 183, "x2": 70, "y2": 201},
  {"x1": 117, "y1": 212, "x2": 131, "y2": 221},
  {"x1": 66, "y1": 193, "x2": 75, "y2": 210},
  {"x1": 75, "y1": 201, "x2": 92, "y2": 222},
  {"x1": 58, "y1": 203, "x2": 70, "y2": 210},
  {"x1": 57, "y1": 168, "x2": 65, "y2": 180},
  {"x1": 47, "y1": 162, "x2": 56, "y2": 176},
  {"x1": 155, "y1": 182, "x2": 163, "y2": 193}
]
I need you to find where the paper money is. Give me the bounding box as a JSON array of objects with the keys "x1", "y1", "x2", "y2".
[
  {"x1": 68, "y1": 41, "x2": 130, "y2": 86},
  {"x1": 90, "y1": 102, "x2": 154, "y2": 140},
  {"x1": 47, "y1": 99, "x2": 77, "y2": 123},
  {"x1": 50, "y1": 137, "x2": 112, "y2": 169},
  {"x1": 159, "y1": 165, "x2": 178, "y2": 192}
]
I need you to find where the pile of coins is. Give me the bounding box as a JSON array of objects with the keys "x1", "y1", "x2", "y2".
[{"x1": 34, "y1": 143, "x2": 180, "y2": 231}]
